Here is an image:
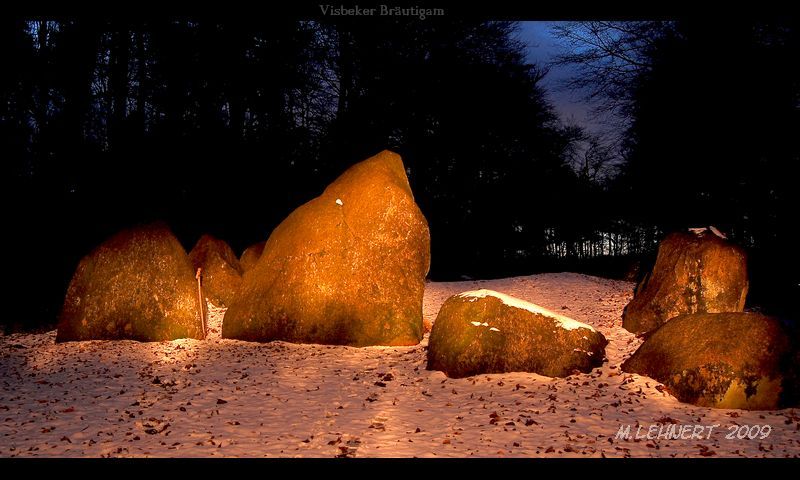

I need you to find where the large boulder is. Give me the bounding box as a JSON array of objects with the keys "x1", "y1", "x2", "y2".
[
  {"x1": 222, "y1": 150, "x2": 431, "y2": 346},
  {"x1": 622, "y1": 312, "x2": 800, "y2": 409},
  {"x1": 239, "y1": 240, "x2": 266, "y2": 272},
  {"x1": 56, "y1": 222, "x2": 205, "y2": 342},
  {"x1": 188, "y1": 234, "x2": 243, "y2": 307},
  {"x1": 622, "y1": 228, "x2": 748, "y2": 335},
  {"x1": 427, "y1": 289, "x2": 608, "y2": 378}
]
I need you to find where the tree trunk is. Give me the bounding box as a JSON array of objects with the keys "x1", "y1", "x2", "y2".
[
  {"x1": 110, "y1": 22, "x2": 129, "y2": 150},
  {"x1": 337, "y1": 28, "x2": 352, "y2": 117},
  {"x1": 136, "y1": 28, "x2": 147, "y2": 132},
  {"x1": 34, "y1": 21, "x2": 49, "y2": 138}
]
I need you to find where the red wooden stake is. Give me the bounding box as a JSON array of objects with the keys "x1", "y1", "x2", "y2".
[{"x1": 196, "y1": 267, "x2": 206, "y2": 338}]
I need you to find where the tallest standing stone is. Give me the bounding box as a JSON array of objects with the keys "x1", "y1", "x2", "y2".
[{"x1": 222, "y1": 150, "x2": 431, "y2": 346}]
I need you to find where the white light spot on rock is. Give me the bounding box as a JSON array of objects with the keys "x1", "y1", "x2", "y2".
[
  {"x1": 470, "y1": 321, "x2": 482, "y2": 326},
  {"x1": 489, "y1": 327, "x2": 500, "y2": 332},
  {"x1": 335, "y1": 198, "x2": 343, "y2": 206},
  {"x1": 457, "y1": 289, "x2": 596, "y2": 332}
]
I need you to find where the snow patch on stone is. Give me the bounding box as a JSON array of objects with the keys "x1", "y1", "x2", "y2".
[
  {"x1": 457, "y1": 289, "x2": 596, "y2": 332},
  {"x1": 688, "y1": 225, "x2": 727, "y2": 239}
]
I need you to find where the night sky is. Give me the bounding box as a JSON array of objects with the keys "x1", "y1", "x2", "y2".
[{"x1": 517, "y1": 21, "x2": 614, "y2": 136}]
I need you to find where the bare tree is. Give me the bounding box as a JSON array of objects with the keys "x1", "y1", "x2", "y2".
[
  {"x1": 577, "y1": 135, "x2": 619, "y2": 183},
  {"x1": 550, "y1": 21, "x2": 676, "y2": 123}
]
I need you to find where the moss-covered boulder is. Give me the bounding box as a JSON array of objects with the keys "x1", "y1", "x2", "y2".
[
  {"x1": 222, "y1": 150, "x2": 431, "y2": 346},
  {"x1": 622, "y1": 229, "x2": 748, "y2": 335},
  {"x1": 188, "y1": 234, "x2": 243, "y2": 307},
  {"x1": 56, "y1": 222, "x2": 205, "y2": 342},
  {"x1": 427, "y1": 289, "x2": 608, "y2": 378},
  {"x1": 239, "y1": 241, "x2": 266, "y2": 272},
  {"x1": 622, "y1": 312, "x2": 800, "y2": 410}
]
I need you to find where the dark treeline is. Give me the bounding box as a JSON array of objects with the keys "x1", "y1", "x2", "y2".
[
  {"x1": 555, "y1": 19, "x2": 800, "y2": 317},
  {"x1": 1, "y1": 17, "x2": 798, "y2": 330}
]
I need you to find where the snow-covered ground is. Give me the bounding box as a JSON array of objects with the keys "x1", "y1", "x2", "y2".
[{"x1": 1, "y1": 273, "x2": 798, "y2": 458}]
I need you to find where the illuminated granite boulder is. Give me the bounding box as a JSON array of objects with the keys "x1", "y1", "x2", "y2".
[
  {"x1": 222, "y1": 150, "x2": 431, "y2": 346},
  {"x1": 56, "y1": 222, "x2": 205, "y2": 342},
  {"x1": 188, "y1": 234, "x2": 243, "y2": 307},
  {"x1": 239, "y1": 240, "x2": 266, "y2": 272},
  {"x1": 622, "y1": 312, "x2": 800, "y2": 409},
  {"x1": 427, "y1": 290, "x2": 607, "y2": 378},
  {"x1": 622, "y1": 228, "x2": 748, "y2": 335}
]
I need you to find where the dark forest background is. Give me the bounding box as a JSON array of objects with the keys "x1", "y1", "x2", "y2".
[{"x1": 1, "y1": 16, "x2": 798, "y2": 331}]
